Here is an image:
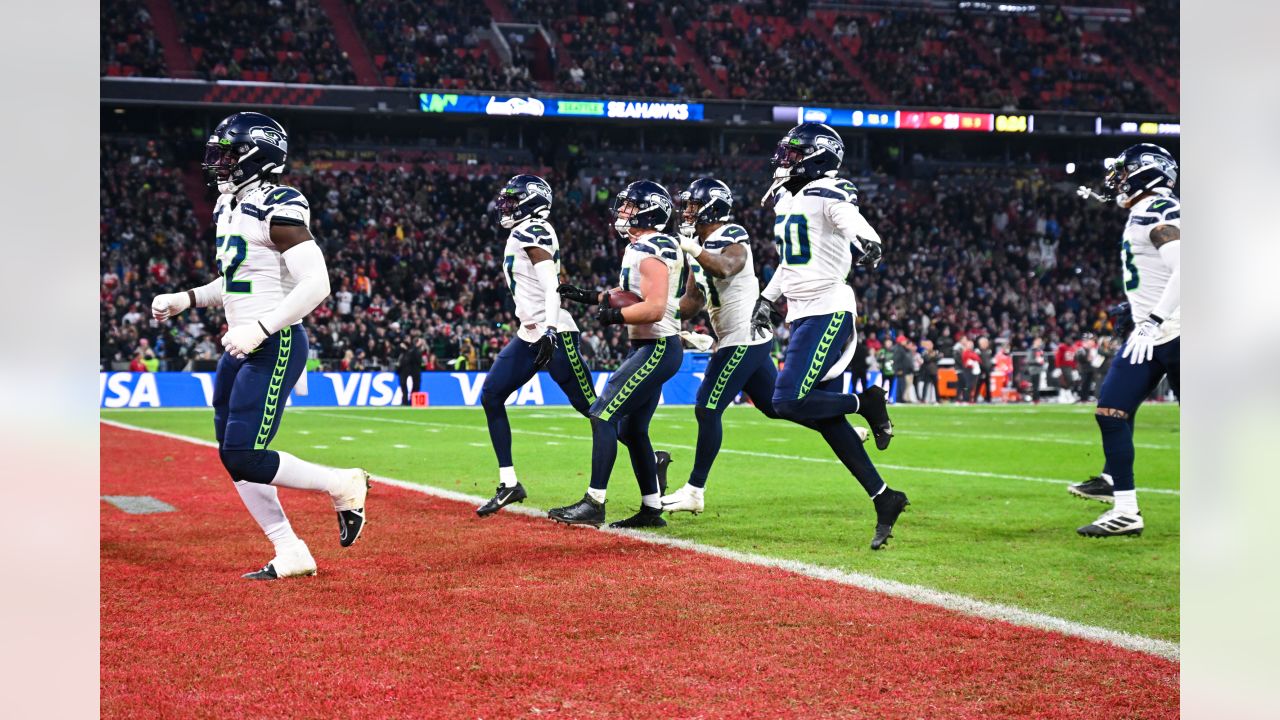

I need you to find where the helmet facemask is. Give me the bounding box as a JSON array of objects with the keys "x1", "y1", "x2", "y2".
[{"x1": 495, "y1": 189, "x2": 521, "y2": 229}]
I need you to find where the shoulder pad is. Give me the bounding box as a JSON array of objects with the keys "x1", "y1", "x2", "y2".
[
  {"x1": 720, "y1": 224, "x2": 749, "y2": 241},
  {"x1": 512, "y1": 220, "x2": 557, "y2": 246},
  {"x1": 1145, "y1": 196, "x2": 1180, "y2": 223},
  {"x1": 803, "y1": 178, "x2": 859, "y2": 203},
  {"x1": 634, "y1": 236, "x2": 680, "y2": 262},
  {"x1": 263, "y1": 186, "x2": 309, "y2": 209},
  {"x1": 647, "y1": 233, "x2": 678, "y2": 250}
]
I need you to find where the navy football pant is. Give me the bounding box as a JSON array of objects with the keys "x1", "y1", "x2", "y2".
[
  {"x1": 772, "y1": 312, "x2": 885, "y2": 497},
  {"x1": 588, "y1": 337, "x2": 683, "y2": 494},
  {"x1": 481, "y1": 331, "x2": 596, "y2": 468},
  {"x1": 1095, "y1": 337, "x2": 1180, "y2": 493},
  {"x1": 689, "y1": 342, "x2": 780, "y2": 488},
  {"x1": 213, "y1": 324, "x2": 309, "y2": 483}
]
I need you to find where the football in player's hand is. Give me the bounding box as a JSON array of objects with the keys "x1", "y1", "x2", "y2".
[{"x1": 604, "y1": 288, "x2": 643, "y2": 309}]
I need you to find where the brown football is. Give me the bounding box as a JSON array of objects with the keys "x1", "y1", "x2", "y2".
[{"x1": 605, "y1": 289, "x2": 643, "y2": 309}]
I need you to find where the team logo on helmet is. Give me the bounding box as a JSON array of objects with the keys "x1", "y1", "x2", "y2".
[
  {"x1": 814, "y1": 135, "x2": 843, "y2": 156},
  {"x1": 708, "y1": 186, "x2": 731, "y2": 203},
  {"x1": 649, "y1": 193, "x2": 672, "y2": 213},
  {"x1": 526, "y1": 181, "x2": 552, "y2": 202},
  {"x1": 250, "y1": 126, "x2": 288, "y2": 153}
]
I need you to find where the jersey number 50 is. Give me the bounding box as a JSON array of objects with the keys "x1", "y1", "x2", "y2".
[{"x1": 774, "y1": 214, "x2": 811, "y2": 265}]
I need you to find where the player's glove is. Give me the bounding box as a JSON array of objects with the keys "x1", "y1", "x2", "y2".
[
  {"x1": 557, "y1": 283, "x2": 598, "y2": 305},
  {"x1": 679, "y1": 234, "x2": 703, "y2": 258},
  {"x1": 151, "y1": 292, "x2": 191, "y2": 321},
  {"x1": 749, "y1": 297, "x2": 782, "y2": 340},
  {"x1": 222, "y1": 321, "x2": 270, "y2": 359},
  {"x1": 1120, "y1": 314, "x2": 1163, "y2": 365},
  {"x1": 595, "y1": 304, "x2": 626, "y2": 325},
  {"x1": 856, "y1": 240, "x2": 883, "y2": 269},
  {"x1": 532, "y1": 328, "x2": 558, "y2": 370},
  {"x1": 1107, "y1": 301, "x2": 1135, "y2": 338}
]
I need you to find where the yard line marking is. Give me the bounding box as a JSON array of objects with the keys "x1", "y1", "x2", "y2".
[
  {"x1": 298, "y1": 411, "x2": 1180, "y2": 496},
  {"x1": 393, "y1": 444, "x2": 411, "y2": 449},
  {"x1": 100, "y1": 418, "x2": 1180, "y2": 662}
]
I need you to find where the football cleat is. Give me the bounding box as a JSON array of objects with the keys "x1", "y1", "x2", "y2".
[
  {"x1": 609, "y1": 505, "x2": 668, "y2": 529},
  {"x1": 857, "y1": 386, "x2": 894, "y2": 450},
  {"x1": 655, "y1": 450, "x2": 673, "y2": 495},
  {"x1": 870, "y1": 488, "x2": 910, "y2": 550},
  {"x1": 660, "y1": 483, "x2": 705, "y2": 515},
  {"x1": 1068, "y1": 476, "x2": 1115, "y2": 503},
  {"x1": 1077, "y1": 509, "x2": 1143, "y2": 537},
  {"x1": 548, "y1": 494, "x2": 606, "y2": 527},
  {"x1": 333, "y1": 469, "x2": 370, "y2": 547},
  {"x1": 242, "y1": 542, "x2": 316, "y2": 580},
  {"x1": 477, "y1": 482, "x2": 528, "y2": 517}
]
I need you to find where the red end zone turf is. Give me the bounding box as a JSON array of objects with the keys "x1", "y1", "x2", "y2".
[{"x1": 101, "y1": 423, "x2": 1178, "y2": 719}]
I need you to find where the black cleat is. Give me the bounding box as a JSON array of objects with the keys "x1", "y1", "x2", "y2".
[
  {"x1": 1068, "y1": 476, "x2": 1115, "y2": 504},
  {"x1": 870, "y1": 488, "x2": 910, "y2": 550},
  {"x1": 477, "y1": 482, "x2": 528, "y2": 517},
  {"x1": 608, "y1": 504, "x2": 668, "y2": 529},
  {"x1": 335, "y1": 470, "x2": 371, "y2": 547},
  {"x1": 242, "y1": 563, "x2": 282, "y2": 580},
  {"x1": 655, "y1": 451, "x2": 673, "y2": 495},
  {"x1": 1077, "y1": 509, "x2": 1143, "y2": 537},
  {"x1": 548, "y1": 494, "x2": 606, "y2": 527},
  {"x1": 858, "y1": 386, "x2": 894, "y2": 450}
]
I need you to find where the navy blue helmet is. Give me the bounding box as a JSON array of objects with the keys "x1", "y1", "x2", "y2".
[
  {"x1": 770, "y1": 122, "x2": 844, "y2": 181},
  {"x1": 1103, "y1": 143, "x2": 1177, "y2": 207},
  {"x1": 203, "y1": 112, "x2": 289, "y2": 194},
  {"x1": 495, "y1": 174, "x2": 553, "y2": 229},
  {"x1": 611, "y1": 180, "x2": 673, "y2": 238},
  {"x1": 678, "y1": 177, "x2": 733, "y2": 232}
]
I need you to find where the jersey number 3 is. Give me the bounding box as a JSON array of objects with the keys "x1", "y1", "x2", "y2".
[
  {"x1": 216, "y1": 234, "x2": 252, "y2": 294},
  {"x1": 774, "y1": 214, "x2": 811, "y2": 265}
]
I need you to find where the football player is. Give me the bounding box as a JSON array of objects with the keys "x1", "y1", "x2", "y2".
[
  {"x1": 473, "y1": 175, "x2": 598, "y2": 516},
  {"x1": 551, "y1": 181, "x2": 686, "y2": 528},
  {"x1": 750, "y1": 123, "x2": 908, "y2": 551},
  {"x1": 659, "y1": 178, "x2": 781, "y2": 514},
  {"x1": 151, "y1": 112, "x2": 369, "y2": 580},
  {"x1": 1072, "y1": 144, "x2": 1180, "y2": 537}
]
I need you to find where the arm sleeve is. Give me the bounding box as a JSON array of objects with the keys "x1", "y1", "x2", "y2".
[
  {"x1": 190, "y1": 276, "x2": 224, "y2": 308},
  {"x1": 761, "y1": 265, "x2": 783, "y2": 303},
  {"x1": 260, "y1": 241, "x2": 331, "y2": 334},
  {"x1": 1152, "y1": 238, "x2": 1180, "y2": 321},
  {"x1": 532, "y1": 259, "x2": 561, "y2": 330},
  {"x1": 828, "y1": 201, "x2": 882, "y2": 254}
]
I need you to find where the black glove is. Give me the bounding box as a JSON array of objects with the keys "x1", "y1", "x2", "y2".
[
  {"x1": 1107, "y1": 301, "x2": 1135, "y2": 338},
  {"x1": 595, "y1": 304, "x2": 626, "y2": 325},
  {"x1": 857, "y1": 240, "x2": 883, "y2": 269},
  {"x1": 557, "y1": 282, "x2": 598, "y2": 305},
  {"x1": 532, "y1": 328, "x2": 558, "y2": 370},
  {"x1": 750, "y1": 297, "x2": 782, "y2": 339}
]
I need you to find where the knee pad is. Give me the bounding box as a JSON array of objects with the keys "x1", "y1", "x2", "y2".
[
  {"x1": 772, "y1": 397, "x2": 805, "y2": 421},
  {"x1": 1095, "y1": 409, "x2": 1130, "y2": 434},
  {"x1": 219, "y1": 449, "x2": 280, "y2": 484}
]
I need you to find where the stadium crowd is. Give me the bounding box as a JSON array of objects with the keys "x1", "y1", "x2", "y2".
[
  {"x1": 102, "y1": 0, "x2": 1177, "y2": 114},
  {"x1": 101, "y1": 132, "x2": 1134, "y2": 403}
]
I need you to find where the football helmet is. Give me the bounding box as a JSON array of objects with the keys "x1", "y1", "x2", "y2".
[
  {"x1": 1103, "y1": 143, "x2": 1177, "y2": 207},
  {"x1": 610, "y1": 180, "x2": 673, "y2": 239},
  {"x1": 770, "y1": 122, "x2": 844, "y2": 181},
  {"x1": 203, "y1": 112, "x2": 289, "y2": 194},
  {"x1": 677, "y1": 177, "x2": 733, "y2": 236},
  {"x1": 495, "y1": 174, "x2": 553, "y2": 229}
]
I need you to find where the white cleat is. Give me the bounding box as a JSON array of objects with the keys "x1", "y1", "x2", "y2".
[
  {"x1": 1077, "y1": 508, "x2": 1144, "y2": 538},
  {"x1": 332, "y1": 469, "x2": 371, "y2": 547},
  {"x1": 854, "y1": 426, "x2": 869, "y2": 443},
  {"x1": 660, "y1": 483, "x2": 705, "y2": 515},
  {"x1": 243, "y1": 542, "x2": 317, "y2": 580}
]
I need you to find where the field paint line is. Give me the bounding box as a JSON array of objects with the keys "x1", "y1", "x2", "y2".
[
  {"x1": 100, "y1": 418, "x2": 1180, "y2": 662},
  {"x1": 299, "y1": 411, "x2": 1181, "y2": 497}
]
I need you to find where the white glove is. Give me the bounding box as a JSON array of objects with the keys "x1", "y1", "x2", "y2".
[
  {"x1": 151, "y1": 292, "x2": 191, "y2": 321},
  {"x1": 1121, "y1": 318, "x2": 1160, "y2": 365},
  {"x1": 679, "y1": 234, "x2": 703, "y2": 258},
  {"x1": 679, "y1": 330, "x2": 715, "y2": 352},
  {"x1": 222, "y1": 322, "x2": 268, "y2": 359}
]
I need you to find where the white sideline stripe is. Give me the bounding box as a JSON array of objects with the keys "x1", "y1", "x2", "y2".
[
  {"x1": 299, "y1": 411, "x2": 1181, "y2": 497},
  {"x1": 101, "y1": 418, "x2": 1179, "y2": 662}
]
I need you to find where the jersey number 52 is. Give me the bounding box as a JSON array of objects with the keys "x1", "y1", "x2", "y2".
[{"x1": 216, "y1": 234, "x2": 252, "y2": 294}]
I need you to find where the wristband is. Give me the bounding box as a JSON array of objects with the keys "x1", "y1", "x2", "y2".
[
  {"x1": 187, "y1": 289, "x2": 198, "y2": 308},
  {"x1": 1146, "y1": 314, "x2": 1164, "y2": 326}
]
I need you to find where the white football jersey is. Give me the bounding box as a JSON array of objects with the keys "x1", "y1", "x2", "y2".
[
  {"x1": 768, "y1": 177, "x2": 880, "y2": 321},
  {"x1": 690, "y1": 223, "x2": 770, "y2": 347},
  {"x1": 502, "y1": 218, "x2": 580, "y2": 342},
  {"x1": 1122, "y1": 191, "x2": 1180, "y2": 344},
  {"x1": 619, "y1": 232, "x2": 685, "y2": 340},
  {"x1": 212, "y1": 183, "x2": 312, "y2": 328}
]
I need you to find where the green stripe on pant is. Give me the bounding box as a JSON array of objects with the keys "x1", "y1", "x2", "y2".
[
  {"x1": 797, "y1": 312, "x2": 844, "y2": 399},
  {"x1": 599, "y1": 337, "x2": 666, "y2": 421},
  {"x1": 561, "y1": 331, "x2": 596, "y2": 403},
  {"x1": 705, "y1": 344, "x2": 748, "y2": 410},
  {"x1": 253, "y1": 327, "x2": 292, "y2": 450}
]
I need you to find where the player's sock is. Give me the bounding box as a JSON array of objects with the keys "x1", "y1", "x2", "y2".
[
  {"x1": 587, "y1": 487, "x2": 607, "y2": 504},
  {"x1": 816, "y1": 418, "x2": 885, "y2": 497},
  {"x1": 1114, "y1": 489, "x2": 1139, "y2": 514},
  {"x1": 233, "y1": 480, "x2": 301, "y2": 553},
  {"x1": 1096, "y1": 413, "x2": 1136, "y2": 492},
  {"x1": 641, "y1": 493, "x2": 661, "y2": 509},
  {"x1": 498, "y1": 466, "x2": 518, "y2": 488},
  {"x1": 1100, "y1": 472, "x2": 1114, "y2": 486},
  {"x1": 589, "y1": 418, "x2": 620, "y2": 492},
  {"x1": 271, "y1": 451, "x2": 349, "y2": 494},
  {"x1": 689, "y1": 406, "x2": 720, "y2": 489}
]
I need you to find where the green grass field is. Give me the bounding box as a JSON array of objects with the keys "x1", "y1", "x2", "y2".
[{"x1": 102, "y1": 402, "x2": 1180, "y2": 642}]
